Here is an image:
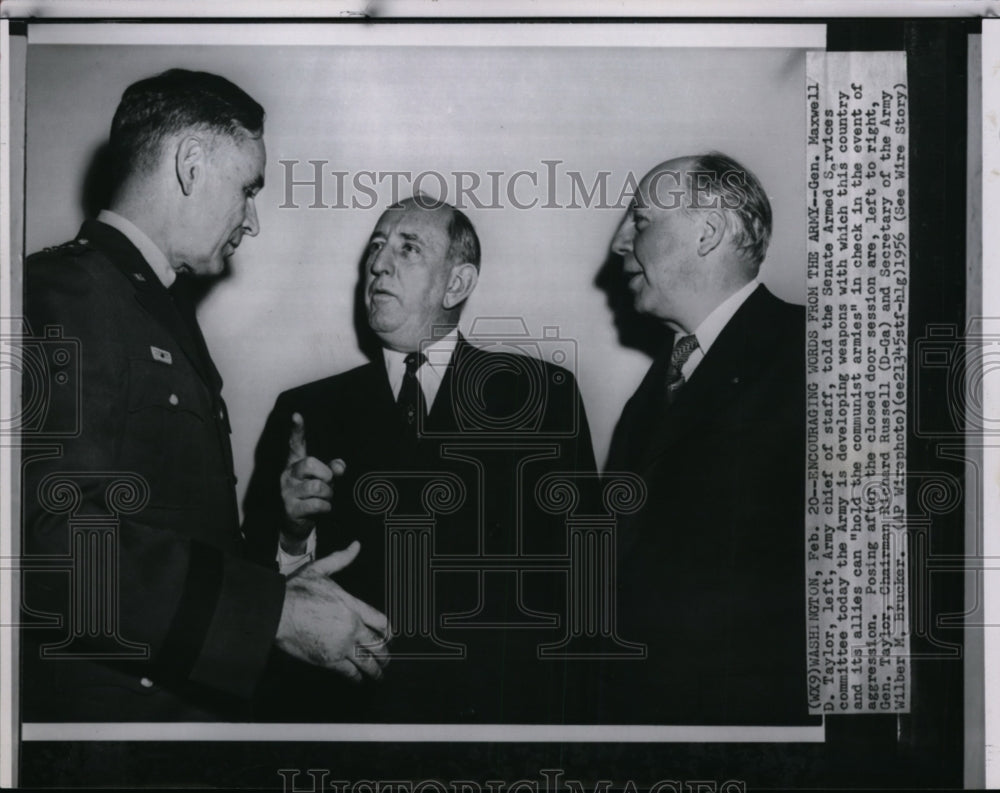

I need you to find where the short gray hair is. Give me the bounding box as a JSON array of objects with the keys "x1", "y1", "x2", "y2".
[{"x1": 684, "y1": 152, "x2": 772, "y2": 271}]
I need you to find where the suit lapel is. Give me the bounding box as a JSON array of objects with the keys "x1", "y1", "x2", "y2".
[
  {"x1": 365, "y1": 355, "x2": 415, "y2": 466},
  {"x1": 357, "y1": 357, "x2": 403, "y2": 438},
  {"x1": 636, "y1": 285, "x2": 778, "y2": 472},
  {"x1": 425, "y1": 335, "x2": 471, "y2": 434},
  {"x1": 79, "y1": 220, "x2": 221, "y2": 390},
  {"x1": 346, "y1": 342, "x2": 459, "y2": 459},
  {"x1": 605, "y1": 334, "x2": 674, "y2": 472}
]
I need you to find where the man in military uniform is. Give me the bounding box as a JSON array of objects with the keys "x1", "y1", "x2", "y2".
[{"x1": 21, "y1": 68, "x2": 388, "y2": 721}]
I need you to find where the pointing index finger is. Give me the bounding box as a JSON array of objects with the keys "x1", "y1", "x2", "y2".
[{"x1": 287, "y1": 412, "x2": 308, "y2": 466}]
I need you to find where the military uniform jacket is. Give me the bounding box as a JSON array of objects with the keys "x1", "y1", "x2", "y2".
[
  {"x1": 242, "y1": 337, "x2": 598, "y2": 722},
  {"x1": 21, "y1": 220, "x2": 285, "y2": 721}
]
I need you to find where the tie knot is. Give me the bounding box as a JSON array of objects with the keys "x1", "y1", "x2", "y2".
[
  {"x1": 404, "y1": 352, "x2": 426, "y2": 376},
  {"x1": 670, "y1": 334, "x2": 699, "y2": 370}
]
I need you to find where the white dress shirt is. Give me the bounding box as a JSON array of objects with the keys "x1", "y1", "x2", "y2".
[
  {"x1": 278, "y1": 328, "x2": 462, "y2": 575},
  {"x1": 381, "y1": 326, "x2": 459, "y2": 408},
  {"x1": 680, "y1": 278, "x2": 760, "y2": 381}
]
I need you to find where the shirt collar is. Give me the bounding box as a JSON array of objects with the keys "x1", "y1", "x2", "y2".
[
  {"x1": 97, "y1": 209, "x2": 176, "y2": 289},
  {"x1": 691, "y1": 278, "x2": 759, "y2": 356},
  {"x1": 382, "y1": 326, "x2": 460, "y2": 409}
]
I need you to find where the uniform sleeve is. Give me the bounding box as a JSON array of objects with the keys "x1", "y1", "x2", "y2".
[
  {"x1": 22, "y1": 254, "x2": 285, "y2": 700},
  {"x1": 240, "y1": 393, "x2": 295, "y2": 569}
]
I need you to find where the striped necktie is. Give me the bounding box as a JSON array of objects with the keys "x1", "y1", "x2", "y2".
[{"x1": 664, "y1": 334, "x2": 699, "y2": 403}]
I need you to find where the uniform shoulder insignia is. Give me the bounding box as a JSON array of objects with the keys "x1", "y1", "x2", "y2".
[
  {"x1": 68, "y1": 238, "x2": 92, "y2": 255},
  {"x1": 40, "y1": 239, "x2": 90, "y2": 256}
]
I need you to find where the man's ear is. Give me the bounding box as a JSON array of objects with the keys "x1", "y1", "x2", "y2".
[
  {"x1": 175, "y1": 135, "x2": 205, "y2": 197},
  {"x1": 442, "y1": 263, "x2": 479, "y2": 310},
  {"x1": 696, "y1": 209, "x2": 727, "y2": 257}
]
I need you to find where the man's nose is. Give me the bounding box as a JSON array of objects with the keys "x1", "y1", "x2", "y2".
[
  {"x1": 369, "y1": 246, "x2": 393, "y2": 275},
  {"x1": 611, "y1": 219, "x2": 634, "y2": 257},
  {"x1": 243, "y1": 197, "x2": 260, "y2": 237}
]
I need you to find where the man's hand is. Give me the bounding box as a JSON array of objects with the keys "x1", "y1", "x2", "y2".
[
  {"x1": 280, "y1": 412, "x2": 346, "y2": 552},
  {"x1": 275, "y1": 541, "x2": 390, "y2": 682}
]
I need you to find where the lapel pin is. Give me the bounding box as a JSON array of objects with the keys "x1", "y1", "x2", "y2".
[
  {"x1": 150, "y1": 346, "x2": 173, "y2": 365},
  {"x1": 132, "y1": 272, "x2": 147, "y2": 282}
]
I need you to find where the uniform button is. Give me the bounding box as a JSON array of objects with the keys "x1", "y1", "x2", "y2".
[
  {"x1": 77, "y1": 238, "x2": 89, "y2": 245},
  {"x1": 168, "y1": 393, "x2": 179, "y2": 406},
  {"x1": 140, "y1": 677, "x2": 154, "y2": 688},
  {"x1": 218, "y1": 408, "x2": 224, "y2": 420}
]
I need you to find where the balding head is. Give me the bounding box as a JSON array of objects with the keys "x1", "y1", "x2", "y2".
[
  {"x1": 633, "y1": 154, "x2": 771, "y2": 272},
  {"x1": 611, "y1": 152, "x2": 771, "y2": 332}
]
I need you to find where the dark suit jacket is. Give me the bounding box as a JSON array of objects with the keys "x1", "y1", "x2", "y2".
[
  {"x1": 601, "y1": 285, "x2": 810, "y2": 725},
  {"x1": 21, "y1": 220, "x2": 285, "y2": 721},
  {"x1": 242, "y1": 337, "x2": 598, "y2": 722}
]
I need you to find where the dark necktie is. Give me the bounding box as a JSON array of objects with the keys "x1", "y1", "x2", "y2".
[
  {"x1": 664, "y1": 334, "x2": 700, "y2": 403},
  {"x1": 398, "y1": 352, "x2": 427, "y2": 441}
]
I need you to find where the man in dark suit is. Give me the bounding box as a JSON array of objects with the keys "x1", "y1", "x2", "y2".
[
  {"x1": 243, "y1": 196, "x2": 597, "y2": 722},
  {"x1": 21, "y1": 69, "x2": 387, "y2": 721},
  {"x1": 599, "y1": 153, "x2": 809, "y2": 724}
]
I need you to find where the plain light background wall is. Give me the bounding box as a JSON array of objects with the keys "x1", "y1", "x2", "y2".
[{"x1": 25, "y1": 43, "x2": 806, "y2": 514}]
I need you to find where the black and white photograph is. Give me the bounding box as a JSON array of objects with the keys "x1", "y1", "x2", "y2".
[{"x1": 0, "y1": 2, "x2": 989, "y2": 790}]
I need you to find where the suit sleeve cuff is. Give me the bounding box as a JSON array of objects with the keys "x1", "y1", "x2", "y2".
[
  {"x1": 187, "y1": 553, "x2": 286, "y2": 699},
  {"x1": 277, "y1": 528, "x2": 316, "y2": 576}
]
